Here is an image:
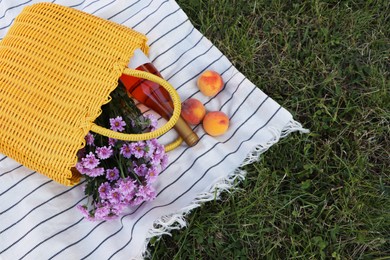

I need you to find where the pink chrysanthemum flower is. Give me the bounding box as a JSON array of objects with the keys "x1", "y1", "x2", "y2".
[
  {"x1": 108, "y1": 138, "x2": 117, "y2": 147},
  {"x1": 76, "y1": 205, "x2": 89, "y2": 217},
  {"x1": 94, "y1": 205, "x2": 111, "y2": 220},
  {"x1": 106, "y1": 167, "x2": 119, "y2": 181},
  {"x1": 145, "y1": 114, "x2": 158, "y2": 131},
  {"x1": 96, "y1": 146, "x2": 113, "y2": 160},
  {"x1": 109, "y1": 116, "x2": 126, "y2": 132},
  {"x1": 85, "y1": 133, "x2": 95, "y2": 146},
  {"x1": 108, "y1": 189, "x2": 122, "y2": 204},
  {"x1": 120, "y1": 143, "x2": 133, "y2": 158},
  {"x1": 131, "y1": 195, "x2": 144, "y2": 206},
  {"x1": 136, "y1": 185, "x2": 156, "y2": 201},
  {"x1": 86, "y1": 167, "x2": 105, "y2": 177},
  {"x1": 160, "y1": 154, "x2": 169, "y2": 170},
  {"x1": 75, "y1": 162, "x2": 86, "y2": 174},
  {"x1": 82, "y1": 152, "x2": 100, "y2": 169},
  {"x1": 145, "y1": 139, "x2": 156, "y2": 158},
  {"x1": 76, "y1": 205, "x2": 94, "y2": 221},
  {"x1": 150, "y1": 146, "x2": 165, "y2": 166},
  {"x1": 111, "y1": 203, "x2": 125, "y2": 215},
  {"x1": 117, "y1": 178, "x2": 136, "y2": 196},
  {"x1": 145, "y1": 166, "x2": 159, "y2": 183},
  {"x1": 130, "y1": 141, "x2": 146, "y2": 159},
  {"x1": 98, "y1": 182, "x2": 111, "y2": 200},
  {"x1": 134, "y1": 163, "x2": 147, "y2": 176}
]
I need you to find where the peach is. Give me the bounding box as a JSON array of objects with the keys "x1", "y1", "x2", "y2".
[
  {"x1": 202, "y1": 111, "x2": 229, "y2": 136},
  {"x1": 197, "y1": 70, "x2": 224, "y2": 97},
  {"x1": 181, "y1": 98, "x2": 206, "y2": 125}
]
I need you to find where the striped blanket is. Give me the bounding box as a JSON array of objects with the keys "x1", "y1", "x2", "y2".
[{"x1": 0, "y1": 1, "x2": 308, "y2": 259}]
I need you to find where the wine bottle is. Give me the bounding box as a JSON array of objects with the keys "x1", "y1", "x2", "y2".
[{"x1": 120, "y1": 49, "x2": 199, "y2": 147}]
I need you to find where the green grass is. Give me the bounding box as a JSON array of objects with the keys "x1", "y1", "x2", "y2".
[{"x1": 150, "y1": 0, "x2": 390, "y2": 259}]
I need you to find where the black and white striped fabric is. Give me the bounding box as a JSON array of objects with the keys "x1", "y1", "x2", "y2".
[{"x1": 0, "y1": 1, "x2": 307, "y2": 259}]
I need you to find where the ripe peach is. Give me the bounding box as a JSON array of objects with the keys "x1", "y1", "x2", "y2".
[
  {"x1": 202, "y1": 111, "x2": 229, "y2": 136},
  {"x1": 181, "y1": 98, "x2": 206, "y2": 125},
  {"x1": 197, "y1": 70, "x2": 224, "y2": 97}
]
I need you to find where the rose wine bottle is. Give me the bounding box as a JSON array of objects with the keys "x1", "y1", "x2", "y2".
[{"x1": 120, "y1": 49, "x2": 199, "y2": 147}]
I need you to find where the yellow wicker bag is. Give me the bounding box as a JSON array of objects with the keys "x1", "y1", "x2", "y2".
[{"x1": 0, "y1": 3, "x2": 182, "y2": 186}]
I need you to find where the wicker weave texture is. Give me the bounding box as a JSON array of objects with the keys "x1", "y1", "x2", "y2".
[{"x1": 0, "y1": 3, "x2": 149, "y2": 186}]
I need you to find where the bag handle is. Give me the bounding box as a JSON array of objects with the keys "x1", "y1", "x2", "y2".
[{"x1": 90, "y1": 68, "x2": 183, "y2": 151}]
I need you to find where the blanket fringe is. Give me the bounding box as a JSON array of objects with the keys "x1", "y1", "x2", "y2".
[{"x1": 142, "y1": 119, "x2": 309, "y2": 259}]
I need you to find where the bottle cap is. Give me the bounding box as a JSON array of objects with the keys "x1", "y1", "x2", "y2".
[
  {"x1": 174, "y1": 117, "x2": 199, "y2": 147},
  {"x1": 182, "y1": 131, "x2": 200, "y2": 147}
]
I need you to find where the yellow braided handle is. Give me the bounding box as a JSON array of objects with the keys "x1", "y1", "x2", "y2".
[{"x1": 90, "y1": 68, "x2": 183, "y2": 151}]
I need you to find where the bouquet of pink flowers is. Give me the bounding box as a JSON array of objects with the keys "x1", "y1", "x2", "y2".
[{"x1": 75, "y1": 83, "x2": 168, "y2": 221}]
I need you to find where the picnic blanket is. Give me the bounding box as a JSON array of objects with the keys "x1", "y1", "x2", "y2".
[{"x1": 0, "y1": 0, "x2": 308, "y2": 259}]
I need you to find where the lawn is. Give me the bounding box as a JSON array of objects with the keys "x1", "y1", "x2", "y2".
[{"x1": 151, "y1": 0, "x2": 389, "y2": 259}]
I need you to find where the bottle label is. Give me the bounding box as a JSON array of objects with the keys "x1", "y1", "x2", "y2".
[{"x1": 128, "y1": 48, "x2": 150, "y2": 69}]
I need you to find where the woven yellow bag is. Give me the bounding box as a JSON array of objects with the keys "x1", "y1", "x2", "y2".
[{"x1": 0, "y1": 3, "x2": 182, "y2": 186}]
